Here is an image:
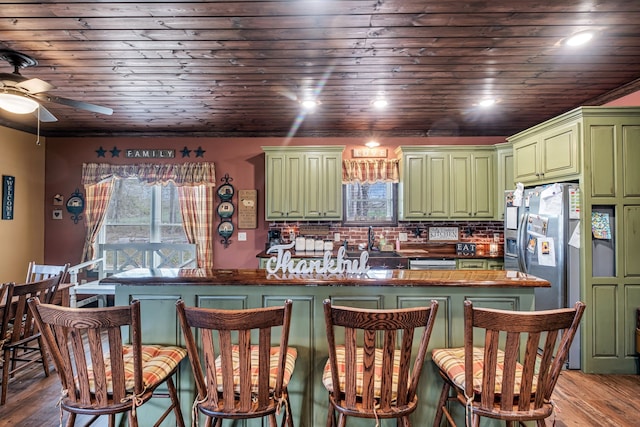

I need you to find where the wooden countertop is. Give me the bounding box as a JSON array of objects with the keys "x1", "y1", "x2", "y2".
[
  {"x1": 256, "y1": 251, "x2": 504, "y2": 260},
  {"x1": 102, "y1": 268, "x2": 549, "y2": 288},
  {"x1": 257, "y1": 243, "x2": 504, "y2": 259}
]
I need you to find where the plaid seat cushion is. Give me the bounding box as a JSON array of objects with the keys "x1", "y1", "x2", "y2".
[
  {"x1": 214, "y1": 345, "x2": 297, "y2": 393},
  {"x1": 431, "y1": 346, "x2": 538, "y2": 396},
  {"x1": 322, "y1": 345, "x2": 406, "y2": 400},
  {"x1": 85, "y1": 344, "x2": 186, "y2": 394}
]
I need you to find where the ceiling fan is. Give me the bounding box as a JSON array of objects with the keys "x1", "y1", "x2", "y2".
[{"x1": 0, "y1": 48, "x2": 113, "y2": 122}]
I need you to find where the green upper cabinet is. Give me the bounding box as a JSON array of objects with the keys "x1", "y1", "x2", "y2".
[
  {"x1": 450, "y1": 150, "x2": 495, "y2": 219},
  {"x1": 264, "y1": 150, "x2": 305, "y2": 220},
  {"x1": 396, "y1": 149, "x2": 450, "y2": 220},
  {"x1": 304, "y1": 150, "x2": 342, "y2": 219},
  {"x1": 396, "y1": 146, "x2": 494, "y2": 220},
  {"x1": 495, "y1": 142, "x2": 514, "y2": 220},
  {"x1": 263, "y1": 146, "x2": 344, "y2": 221},
  {"x1": 510, "y1": 120, "x2": 580, "y2": 185}
]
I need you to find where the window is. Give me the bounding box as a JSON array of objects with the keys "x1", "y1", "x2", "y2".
[
  {"x1": 342, "y1": 182, "x2": 397, "y2": 226},
  {"x1": 99, "y1": 178, "x2": 186, "y2": 244}
]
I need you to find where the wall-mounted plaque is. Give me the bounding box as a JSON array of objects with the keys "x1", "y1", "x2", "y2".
[
  {"x1": 456, "y1": 243, "x2": 477, "y2": 256},
  {"x1": 352, "y1": 148, "x2": 388, "y2": 158},
  {"x1": 429, "y1": 226, "x2": 459, "y2": 241},
  {"x1": 125, "y1": 149, "x2": 175, "y2": 158},
  {"x1": 238, "y1": 189, "x2": 257, "y2": 229},
  {"x1": 2, "y1": 175, "x2": 15, "y2": 220}
]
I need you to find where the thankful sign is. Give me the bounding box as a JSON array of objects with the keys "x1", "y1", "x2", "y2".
[{"x1": 265, "y1": 243, "x2": 370, "y2": 275}]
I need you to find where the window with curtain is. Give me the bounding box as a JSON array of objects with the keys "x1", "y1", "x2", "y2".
[
  {"x1": 99, "y1": 178, "x2": 186, "y2": 244},
  {"x1": 81, "y1": 162, "x2": 216, "y2": 268},
  {"x1": 342, "y1": 159, "x2": 399, "y2": 226}
]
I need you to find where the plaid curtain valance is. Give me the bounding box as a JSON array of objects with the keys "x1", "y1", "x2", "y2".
[
  {"x1": 81, "y1": 162, "x2": 216, "y2": 187},
  {"x1": 342, "y1": 159, "x2": 399, "y2": 184}
]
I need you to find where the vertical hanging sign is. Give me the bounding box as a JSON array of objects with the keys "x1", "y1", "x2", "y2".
[{"x1": 2, "y1": 175, "x2": 15, "y2": 220}]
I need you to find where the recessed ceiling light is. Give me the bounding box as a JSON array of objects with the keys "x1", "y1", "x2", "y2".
[
  {"x1": 301, "y1": 99, "x2": 319, "y2": 110},
  {"x1": 372, "y1": 98, "x2": 388, "y2": 109},
  {"x1": 478, "y1": 99, "x2": 496, "y2": 108},
  {"x1": 365, "y1": 140, "x2": 380, "y2": 148},
  {"x1": 565, "y1": 31, "x2": 594, "y2": 47}
]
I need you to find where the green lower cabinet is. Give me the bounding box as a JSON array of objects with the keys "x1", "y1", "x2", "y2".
[
  {"x1": 456, "y1": 259, "x2": 487, "y2": 269},
  {"x1": 487, "y1": 259, "x2": 505, "y2": 270},
  {"x1": 457, "y1": 259, "x2": 504, "y2": 270}
]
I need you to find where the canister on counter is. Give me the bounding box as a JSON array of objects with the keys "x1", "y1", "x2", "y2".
[
  {"x1": 324, "y1": 240, "x2": 334, "y2": 251},
  {"x1": 306, "y1": 237, "x2": 315, "y2": 251},
  {"x1": 295, "y1": 237, "x2": 306, "y2": 252},
  {"x1": 314, "y1": 239, "x2": 324, "y2": 252}
]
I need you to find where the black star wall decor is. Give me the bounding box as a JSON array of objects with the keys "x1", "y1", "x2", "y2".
[
  {"x1": 181, "y1": 147, "x2": 191, "y2": 158},
  {"x1": 195, "y1": 146, "x2": 206, "y2": 157},
  {"x1": 95, "y1": 146, "x2": 106, "y2": 157},
  {"x1": 110, "y1": 147, "x2": 121, "y2": 157}
]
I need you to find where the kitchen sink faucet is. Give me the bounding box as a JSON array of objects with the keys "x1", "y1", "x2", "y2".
[{"x1": 368, "y1": 226, "x2": 375, "y2": 251}]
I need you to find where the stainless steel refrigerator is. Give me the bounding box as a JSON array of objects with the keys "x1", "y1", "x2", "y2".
[{"x1": 504, "y1": 182, "x2": 582, "y2": 368}]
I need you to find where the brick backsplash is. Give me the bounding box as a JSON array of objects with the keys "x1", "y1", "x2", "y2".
[{"x1": 268, "y1": 221, "x2": 504, "y2": 249}]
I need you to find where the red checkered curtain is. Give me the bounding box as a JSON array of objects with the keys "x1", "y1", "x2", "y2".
[
  {"x1": 81, "y1": 179, "x2": 115, "y2": 262},
  {"x1": 178, "y1": 185, "x2": 215, "y2": 268},
  {"x1": 81, "y1": 162, "x2": 216, "y2": 267},
  {"x1": 342, "y1": 159, "x2": 400, "y2": 183}
]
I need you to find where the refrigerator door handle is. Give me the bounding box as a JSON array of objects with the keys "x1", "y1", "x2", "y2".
[{"x1": 517, "y1": 212, "x2": 529, "y2": 273}]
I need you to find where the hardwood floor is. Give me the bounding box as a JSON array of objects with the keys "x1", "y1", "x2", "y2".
[{"x1": 0, "y1": 363, "x2": 638, "y2": 426}]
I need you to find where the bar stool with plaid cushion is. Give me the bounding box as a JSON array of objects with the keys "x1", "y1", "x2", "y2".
[
  {"x1": 431, "y1": 300, "x2": 585, "y2": 427},
  {"x1": 176, "y1": 299, "x2": 297, "y2": 427},
  {"x1": 28, "y1": 298, "x2": 186, "y2": 427},
  {"x1": 322, "y1": 299, "x2": 439, "y2": 427}
]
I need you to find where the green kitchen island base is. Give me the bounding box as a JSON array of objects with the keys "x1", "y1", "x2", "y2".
[{"x1": 108, "y1": 268, "x2": 546, "y2": 427}]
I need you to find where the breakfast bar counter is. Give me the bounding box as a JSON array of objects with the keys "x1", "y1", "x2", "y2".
[
  {"x1": 102, "y1": 267, "x2": 548, "y2": 288},
  {"x1": 106, "y1": 268, "x2": 549, "y2": 427}
]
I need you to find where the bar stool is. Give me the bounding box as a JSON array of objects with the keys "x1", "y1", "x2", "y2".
[
  {"x1": 0, "y1": 271, "x2": 66, "y2": 405},
  {"x1": 431, "y1": 300, "x2": 585, "y2": 427},
  {"x1": 176, "y1": 299, "x2": 297, "y2": 426},
  {"x1": 28, "y1": 298, "x2": 186, "y2": 426},
  {"x1": 322, "y1": 299, "x2": 439, "y2": 427}
]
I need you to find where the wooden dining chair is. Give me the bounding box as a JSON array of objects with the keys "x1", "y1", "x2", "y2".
[
  {"x1": 27, "y1": 298, "x2": 187, "y2": 427},
  {"x1": 176, "y1": 299, "x2": 297, "y2": 427},
  {"x1": 322, "y1": 299, "x2": 439, "y2": 427},
  {"x1": 431, "y1": 300, "x2": 585, "y2": 427},
  {"x1": 0, "y1": 271, "x2": 66, "y2": 405},
  {"x1": 25, "y1": 261, "x2": 69, "y2": 283}
]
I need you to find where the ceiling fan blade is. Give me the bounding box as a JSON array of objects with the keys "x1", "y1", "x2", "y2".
[
  {"x1": 31, "y1": 93, "x2": 113, "y2": 115},
  {"x1": 35, "y1": 104, "x2": 58, "y2": 122},
  {"x1": 16, "y1": 77, "x2": 55, "y2": 94}
]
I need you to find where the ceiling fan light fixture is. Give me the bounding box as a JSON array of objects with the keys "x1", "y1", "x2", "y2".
[{"x1": 0, "y1": 92, "x2": 39, "y2": 114}]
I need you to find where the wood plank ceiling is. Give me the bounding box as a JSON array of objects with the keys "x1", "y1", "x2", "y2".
[{"x1": 1, "y1": 0, "x2": 640, "y2": 138}]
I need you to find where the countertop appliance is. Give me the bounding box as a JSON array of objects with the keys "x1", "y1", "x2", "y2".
[
  {"x1": 504, "y1": 182, "x2": 582, "y2": 368},
  {"x1": 266, "y1": 230, "x2": 281, "y2": 250}
]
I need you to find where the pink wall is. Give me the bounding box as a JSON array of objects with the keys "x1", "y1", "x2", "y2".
[
  {"x1": 604, "y1": 90, "x2": 640, "y2": 106},
  {"x1": 44, "y1": 135, "x2": 504, "y2": 269}
]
